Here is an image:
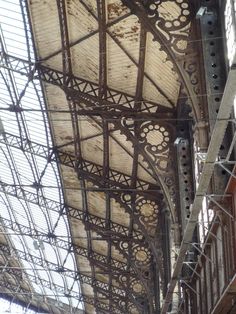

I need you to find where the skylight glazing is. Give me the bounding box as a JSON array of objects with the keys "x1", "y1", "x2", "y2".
[
  {"x1": 225, "y1": 0, "x2": 236, "y2": 66},
  {"x1": 0, "y1": 0, "x2": 83, "y2": 312},
  {"x1": 0, "y1": 297, "x2": 38, "y2": 313}
]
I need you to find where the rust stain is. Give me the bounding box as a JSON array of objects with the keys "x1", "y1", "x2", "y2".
[
  {"x1": 131, "y1": 25, "x2": 139, "y2": 32},
  {"x1": 111, "y1": 20, "x2": 140, "y2": 42},
  {"x1": 64, "y1": 135, "x2": 73, "y2": 140},
  {"x1": 107, "y1": 2, "x2": 127, "y2": 20}
]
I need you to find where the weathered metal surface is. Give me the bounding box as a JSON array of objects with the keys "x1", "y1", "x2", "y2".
[
  {"x1": 0, "y1": 0, "x2": 211, "y2": 313},
  {"x1": 199, "y1": 0, "x2": 230, "y2": 194}
]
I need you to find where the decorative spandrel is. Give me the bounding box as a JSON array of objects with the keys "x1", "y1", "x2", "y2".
[
  {"x1": 145, "y1": 1, "x2": 190, "y2": 26},
  {"x1": 0, "y1": 0, "x2": 209, "y2": 312},
  {"x1": 122, "y1": 0, "x2": 209, "y2": 141},
  {"x1": 136, "y1": 198, "x2": 159, "y2": 226},
  {"x1": 138, "y1": 122, "x2": 173, "y2": 167},
  {"x1": 144, "y1": 0, "x2": 192, "y2": 53}
]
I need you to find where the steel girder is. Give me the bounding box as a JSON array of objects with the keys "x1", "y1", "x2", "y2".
[
  {"x1": 0, "y1": 52, "x2": 177, "y2": 215},
  {"x1": 199, "y1": 0, "x2": 229, "y2": 194},
  {"x1": 0, "y1": 260, "x2": 82, "y2": 303},
  {"x1": 3, "y1": 52, "x2": 177, "y2": 208},
  {"x1": 0, "y1": 132, "x2": 160, "y2": 244},
  {"x1": 56, "y1": 3, "x2": 175, "y2": 303},
  {"x1": 0, "y1": 214, "x2": 147, "y2": 289},
  {"x1": 121, "y1": 0, "x2": 208, "y2": 126},
  {"x1": 0, "y1": 266, "x2": 115, "y2": 313},
  {"x1": 0, "y1": 278, "x2": 49, "y2": 313},
  {"x1": 0, "y1": 132, "x2": 157, "y2": 193},
  {"x1": 0, "y1": 177, "x2": 143, "y2": 242},
  {"x1": 0, "y1": 260, "x2": 73, "y2": 313},
  {"x1": 0, "y1": 132, "x2": 164, "y2": 233},
  {"x1": 0, "y1": 185, "x2": 150, "y2": 313},
  {"x1": 0, "y1": 243, "x2": 136, "y2": 312},
  {"x1": 0, "y1": 2, "x2": 186, "y2": 311},
  {"x1": 0, "y1": 50, "x2": 172, "y2": 310},
  {"x1": 0, "y1": 133, "x2": 154, "y2": 310},
  {"x1": 0, "y1": 54, "x2": 172, "y2": 312},
  {"x1": 0, "y1": 177, "x2": 154, "y2": 275},
  {"x1": 0, "y1": 52, "x2": 173, "y2": 115}
]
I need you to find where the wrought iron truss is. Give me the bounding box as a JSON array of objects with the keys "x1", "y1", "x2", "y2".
[{"x1": 0, "y1": 0, "x2": 210, "y2": 313}]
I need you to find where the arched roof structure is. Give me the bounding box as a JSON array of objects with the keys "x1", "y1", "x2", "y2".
[{"x1": 0, "y1": 1, "x2": 212, "y2": 313}]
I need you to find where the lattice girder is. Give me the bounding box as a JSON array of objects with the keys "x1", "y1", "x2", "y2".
[{"x1": 0, "y1": 0, "x2": 204, "y2": 313}]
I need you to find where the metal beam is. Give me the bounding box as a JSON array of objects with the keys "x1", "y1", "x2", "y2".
[
  {"x1": 0, "y1": 192, "x2": 147, "y2": 311},
  {"x1": 0, "y1": 243, "x2": 128, "y2": 301},
  {"x1": 0, "y1": 214, "x2": 145, "y2": 284},
  {"x1": 0, "y1": 52, "x2": 172, "y2": 114},
  {"x1": 0, "y1": 179, "x2": 143, "y2": 241},
  {"x1": 0, "y1": 279, "x2": 49, "y2": 314},
  {"x1": 0, "y1": 132, "x2": 156, "y2": 193},
  {"x1": 0, "y1": 262, "x2": 82, "y2": 302},
  {"x1": 199, "y1": 0, "x2": 229, "y2": 194},
  {"x1": 161, "y1": 62, "x2": 236, "y2": 313},
  {"x1": 0, "y1": 36, "x2": 168, "y2": 313},
  {"x1": 0, "y1": 273, "x2": 109, "y2": 313},
  {"x1": 80, "y1": 0, "x2": 174, "y2": 108},
  {"x1": 0, "y1": 52, "x2": 176, "y2": 221},
  {"x1": 0, "y1": 263, "x2": 121, "y2": 314},
  {"x1": 0, "y1": 179, "x2": 154, "y2": 307},
  {"x1": 0, "y1": 131, "x2": 163, "y2": 298},
  {"x1": 121, "y1": 0, "x2": 204, "y2": 123}
]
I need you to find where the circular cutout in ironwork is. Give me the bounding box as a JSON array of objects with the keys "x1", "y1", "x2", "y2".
[
  {"x1": 139, "y1": 122, "x2": 171, "y2": 154},
  {"x1": 136, "y1": 199, "x2": 159, "y2": 223},
  {"x1": 133, "y1": 246, "x2": 151, "y2": 267}
]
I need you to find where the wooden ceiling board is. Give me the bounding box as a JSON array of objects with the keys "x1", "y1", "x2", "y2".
[
  {"x1": 79, "y1": 118, "x2": 104, "y2": 138},
  {"x1": 44, "y1": 84, "x2": 68, "y2": 111},
  {"x1": 71, "y1": 221, "x2": 88, "y2": 252},
  {"x1": 137, "y1": 162, "x2": 158, "y2": 185},
  {"x1": 61, "y1": 166, "x2": 81, "y2": 190},
  {"x1": 144, "y1": 33, "x2": 180, "y2": 106},
  {"x1": 29, "y1": 0, "x2": 61, "y2": 60},
  {"x1": 107, "y1": 0, "x2": 129, "y2": 22},
  {"x1": 110, "y1": 198, "x2": 130, "y2": 228},
  {"x1": 64, "y1": 188, "x2": 83, "y2": 210},
  {"x1": 70, "y1": 34, "x2": 100, "y2": 83},
  {"x1": 109, "y1": 130, "x2": 134, "y2": 156},
  {"x1": 108, "y1": 15, "x2": 141, "y2": 63},
  {"x1": 109, "y1": 136, "x2": 134, "y2": 177},
  {"x1": 107, "y1": 34, "x2": 138, "y2": 96},
  {"x1": 83, "y1": 303, "x2": 95, "y2": 314},
  {"x1": 111, "y1": 245, "x2": 127, "y2": 263},
  {"x1": 91, "y1": 239, "x2": 108, "y2": 257},
  {"x1": 43, "y1": 54, "x2": 63, "y2": 72},
  {"x1": 75, "y1": 255, "x2": 93, "y2": 274},
  {"x1": 67, "y1": 0, "x2": 98, "y2": 42},
  {"x1": 81, "y1": 134, "x2": 104, "y2": 165},
  {"x1": 86, "y1": 191, "x2": 107, "y2": 219},
  {"x1": 27, "y1": 0, "x2": 196, "y2": 312}
]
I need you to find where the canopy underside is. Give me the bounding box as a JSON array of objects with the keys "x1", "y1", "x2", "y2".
[{"x1": 0, "y1": 1, "x2": 203, "y2": 313}]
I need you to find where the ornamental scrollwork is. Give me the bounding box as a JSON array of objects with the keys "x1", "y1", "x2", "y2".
[
  {"x1": 145, "y1": 0, "x2": 191, "y2": 30},
  {"x1": 138, "y1": 121, "x2": 174, "y2": 172},
  {"x1": 141, "y1": 0, "x2": 192, "y2": 55},
  {"x1": 120, "y1": 192, "x2": 162, "y2": 234},
  {"x1": 132, "y1": 245, "x2": 152, "y2": 267},
  {"x1": 139, "y1": 122, "x2": 170, "y2": 154},
  {"x1": 136, "y1": 198, "x2": 159, "y2": 224},
  {"x1": 130, "y1": 278, "x2": 146, "y2": 294}
]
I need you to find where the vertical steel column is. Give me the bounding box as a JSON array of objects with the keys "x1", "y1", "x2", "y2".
[
  {"x1": 175, "y1": 138, "x2": 193, "y2": 232},
  {"x1": 160, "y1": 207, "x2": 171, "y2": 298},
  {"x1": 199, "y1": 0, "x2": 230, "y2": 193}
]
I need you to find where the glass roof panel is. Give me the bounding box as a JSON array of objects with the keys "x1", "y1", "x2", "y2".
[
  {"x1": 0, "y1": 297, "x2": 39, "y2": 314},
  {"x1": 0, "y1": 0, "x2": 84, "y2": 312}
]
